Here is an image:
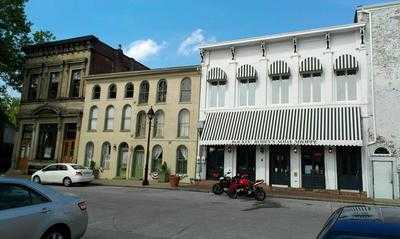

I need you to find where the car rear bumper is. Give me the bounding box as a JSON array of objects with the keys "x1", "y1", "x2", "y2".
[{"x1": 71, "y1": 175, "x2": 94, "y2": 183}]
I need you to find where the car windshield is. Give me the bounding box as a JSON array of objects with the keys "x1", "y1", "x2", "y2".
[{"x1": 71, "y1": 165, "x2": 86, "y2": 170}]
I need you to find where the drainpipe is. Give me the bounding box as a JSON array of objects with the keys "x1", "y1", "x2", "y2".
[{"x1": 359, "y1": 9, "x2": 377, "y2": 146}]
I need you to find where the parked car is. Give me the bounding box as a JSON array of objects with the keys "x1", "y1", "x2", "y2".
[
  {"x1": 32, "y1": 163, "x2": 94, "y2": 187},
  {"x1": 0, "y1": 177, "x2": 88, "y2": 239},
  {"x1": 317, "y1": 205, "x2": 400, "y2": 239}
]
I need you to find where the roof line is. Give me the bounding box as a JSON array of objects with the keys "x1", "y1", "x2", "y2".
[
  {"x1": 200, "y1": 23, "x2": 365, "y2": 50},
  {"x1": 357, "y1": 1, "x2": 400, "y2": 10}
]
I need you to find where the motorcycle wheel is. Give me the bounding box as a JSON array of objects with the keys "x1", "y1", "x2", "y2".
[
  {"x1": 255, "y1": 189, "x2": 266, "y2": 201},
  {"x1": 227, "y1": 190, "x2": 237, "y2": 199},
  {"x1": 212, "y1": 184, "x2": 224, "y2": 195}
]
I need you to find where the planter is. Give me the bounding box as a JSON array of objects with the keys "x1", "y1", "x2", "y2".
[{"x1": 169, "y1": 175, "x2": 180, "y2": 187}]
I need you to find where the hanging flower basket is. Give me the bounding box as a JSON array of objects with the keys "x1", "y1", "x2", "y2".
[{"x1": 169, "y1": 175, "x2": 180, "y2": 187}]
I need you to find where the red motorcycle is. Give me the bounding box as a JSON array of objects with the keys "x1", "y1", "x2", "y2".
[{"x1": 227, "y1": 174, "x2": 266, "y2": 201}]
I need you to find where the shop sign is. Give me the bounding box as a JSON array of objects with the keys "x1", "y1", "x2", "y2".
[{"x1": 230, "y1": 139, "x2": 318, "y2": 145}]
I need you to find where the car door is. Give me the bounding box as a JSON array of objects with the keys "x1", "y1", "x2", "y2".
[
  {"x1": 56, "y1": 164, "x2": 70, "y2": 183},
  {"x1": 0, "y1": 183, "x2": 54, "y2": 239},
  {"x1": 41, "y1": 164, "x2": 58, "y2": 183}
]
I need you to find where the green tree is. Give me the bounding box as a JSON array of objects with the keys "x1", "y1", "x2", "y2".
[
  {"x1": 0, "y1": 85, "x2": 19, "y2": 127},
  {"x1": 0, "y1": 0, "x2": 55, "y2": 92}
]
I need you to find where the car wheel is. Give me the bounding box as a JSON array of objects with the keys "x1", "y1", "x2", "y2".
[
  {"x1": 33, "y1": 176, "x2": 41, "y2": 184},
  {"x1": 42, "y1": 227, "x2": 68, "y2": 239},
  {"x1": 63, "y1": 177, "x2": 72, "y2": 187}
]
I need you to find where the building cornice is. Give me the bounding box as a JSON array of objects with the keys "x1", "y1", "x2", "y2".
[{"x1": 200, "y1": 23, "x2": 366, "y2": 50}]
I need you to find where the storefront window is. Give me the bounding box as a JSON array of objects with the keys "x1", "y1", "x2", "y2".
[
  {"x1": 206, "y1": 146, "x2": 224, "y2": 180},
  {"x1": 36, "y1": 124, "x2": 58, "y2": 160},
  {"x1": 301, "y1": 146, "x2": 325, "y2": 189},
  {"x1": 19, "y1": 125, "x2": 33, "y2": 159}
]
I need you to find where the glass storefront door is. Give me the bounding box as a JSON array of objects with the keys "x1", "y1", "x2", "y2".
[
  {"x1": 206, "y1": 146, "x2": 224, "y2": 180},
  {"x1": 36, "y1": 124, "x2": 58, "y2": 161},
  {"x1": 236, "y1": 146, "x2": 256, "y2": 181},
  {"x1": 269, "y1": 145, "x2": 290, "y2": 186},
  {"x1": 301, "y1": 146, "x2": 325, "y2": 189},
  {"x1": 337, "y1": 147, "x2": 362, "y2": 191}
]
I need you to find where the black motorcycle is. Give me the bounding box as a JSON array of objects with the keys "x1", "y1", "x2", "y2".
[{"x1": 212, "y1": 171, "x2": 232, "y2": 195}]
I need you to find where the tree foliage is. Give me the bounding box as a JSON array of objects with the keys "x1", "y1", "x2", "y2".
[
  {"x1": 0, "y1": 85, "x2": 19, "y2": 127},
  {"x1": 0, "y1": 0, "x2": 55, "y2": 92}
]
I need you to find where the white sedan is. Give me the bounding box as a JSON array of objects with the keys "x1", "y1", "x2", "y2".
[{"x1": 32, "y1": 163, "x2": 94, "y2": 187}]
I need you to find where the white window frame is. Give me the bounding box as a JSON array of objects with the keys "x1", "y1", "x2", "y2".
[
  {"x1": 238, "y1": 78, "x2": 256, "y2": 107},
  {"x1": 335, "y1": 69, "x2": 358, "y2": 102},
  {"x1": 270, "y1": 75, "x2": 290, "y2": 105},
  {"x1": 301, "y1": 72, "x2": 322, "y2": 103},
  {"x1": 207, "y1": 81, "x2": 226, "y2": 108}
]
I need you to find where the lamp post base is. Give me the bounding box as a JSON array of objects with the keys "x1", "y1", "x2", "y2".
[{"x1": 142, "y1": 179, "x2": 149, "y2": 186}]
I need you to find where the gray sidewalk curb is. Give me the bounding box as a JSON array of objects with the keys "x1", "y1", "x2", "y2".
[{"x1": 92, "y1": 181, "x2": 400, "y2": 207}]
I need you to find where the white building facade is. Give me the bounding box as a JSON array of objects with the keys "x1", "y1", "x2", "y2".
[{"x1": 197, "y1": 2, "x2": 400, "y2": 199}]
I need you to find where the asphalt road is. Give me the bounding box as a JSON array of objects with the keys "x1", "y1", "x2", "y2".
[{"x1": 53, "y1": 185, "x2": 349, "y2": 239}]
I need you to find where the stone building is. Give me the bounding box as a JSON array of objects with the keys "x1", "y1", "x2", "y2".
[
  {"x1": 77, "y1": 66, "x2": 200, "y2": 182},
  {"x1": 14, "y1": 35, "x2": 148, "y2": 173}
]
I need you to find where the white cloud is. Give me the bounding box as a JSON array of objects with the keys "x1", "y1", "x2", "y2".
[
  {"x1": 125, "y1": 39, "x2": 166, "y2": 61},
  {"x1": 178, "y1": 29, "x2": 215, "y2": 56}
]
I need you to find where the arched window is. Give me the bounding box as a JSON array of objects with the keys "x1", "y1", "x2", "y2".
[
  {"x1": 104, "y1": 106, "x2": 115, "y2": 131},
  {"x1": 151, "y1": 145, "x2": 163, "y2": 172},
  {"x1": 108, "y1": 84, "x2": 117, "y2": 99},
  {"x1": 299, "y1": 57, "x2": 322, "y2": 103},
  {"x1": 207, "y1": 68, "x2": 226, "y2": 107},
  {"x1": 153, "y1": 110, "x2": 164, "y2": 138},
  {"x1": 88, "y1": 106, "x2": 98, "y2": 130},
  {"x1": 180, "y1": 78, "x2": 191, "y2": 102},
  {"x1": 176, "y1": 145, "x2": 188, "y2": 174},
  {"x1": 177, "y1": 109, "x2": 189, "y2": 137},
  {"x1": 132, "y1": 145, "x2": 144, "y2": 179},
  {"x1": 334, "y1": 54, "x2": 359, "y2": 101},
  {"x1": 92, "y1": 85, "x2": 101, "y2": 100},
  {"x1": 84, "y1": 142, "x2": 94, "y2": 167},
  {"x1": 125, "y1": 82, "x2": 134, "y2": 98},
  {"x1": 237, "y1": 65, "x2": 257, "y2": 106},
  {"x1": 117, "y1": 142, "x2": 129, "y2": 177},
  {"x1": 269, "y1": 60, "x2": 291, "y2": 104},
  {"x1": 156, "y1": 79, "x2": 167, "y2": 103},
  {"x1": 374, "y1": 147, "x2": 390, "y2": 155},
  {"x1": 135, "y1": 111, "x2": 146, "y2": 137},
  {"x1": 139, "y1": 81, "x2": 149, "y2": 103},
  {"x1": 121, "y1": 105, "x2": 132, "y2": 131},
  {"x1": 100, "y1": 142, "x2": 111, "y2": 169}
]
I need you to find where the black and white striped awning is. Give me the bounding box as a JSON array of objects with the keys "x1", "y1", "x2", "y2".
[
  {"x1": 334, "y1": 54, "x2": 359, "y2": 71},
  {"x1": 206, "y1": 67, "x2": 227, "y2": 83},
  {"x1": 237, "y1": 64, "x2": 257, "y2": 81},
  {"x1": 269, "y1": 60, "x2": 291, "y2": 77},
  {"x1": 299, "y1": 57, "x2": 323, "y2": 73},
  {"x1": 200, "y1": 106, "x2": 362, "y2": 146}
]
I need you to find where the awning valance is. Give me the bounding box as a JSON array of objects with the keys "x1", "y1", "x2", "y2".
[
  {"x1": 237, "y1": 64, "x2": 257, "y2": 81},
  {"x1": 334, "y1": 54, "x2": 359, "y2": 71},
  {"x1": 207, "y1": 67, "x2": 227, "y2": 83},
  {"x1": 200, "y1": 106, "x2": 362, "y2": 146},
  {"x1": 299, "y1": 57, "x2": 323, "y2": 74},
  {"x1": 269, "y1": 60, "x2": 290, "y2": 77}
]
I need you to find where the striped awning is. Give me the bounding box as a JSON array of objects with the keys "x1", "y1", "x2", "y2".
[
  {"x1": 237, "y1": 64, "x2": 257, "y2": 81},
  {"x1": 200, "y1": 106, "x2": 362, "y2": 146},
  {"x1": 334, "y1": 54, "x2": 359, "y2": 71},
  {"x1": 269, "y1": 60, "x2": 290, "y2": 77},
  {"x1": 299, "y1": 57, "x2": 323, "y2": 73},
  {"x1": 207, "y1": 67, "x2": 227, "y2": 83}
]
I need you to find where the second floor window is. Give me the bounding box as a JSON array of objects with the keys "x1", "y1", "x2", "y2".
[
  {"x1": 177, "y1": 109, "x2": 189, "y2": 137},
  {"x1": 88, "y1": 106, "x2": 98, "y2": 130},
  {"x1": 28, "y1": 74, "x2": 39, "y2": 100},
  {"x1": 153, "y1": 110, "x2": 164, "y2": 138},
  {"x1": 336, "y1": 69, "x2": 357, "y2": 101},
  {"x1": 121, "y1": 105, "x2": 132, "y2": 131},
  {"x1": 92, "y1": 85, "x2": 101, "y2": 100},
  {"x1": 125, "y1": 83, "x2": 134, "y2": 98},
  {"x1": 271, "y1": 75, "x2": 289, "y2": 104},
  {"x1": 108, "y1": 84, "x2": 117, "y2": 99},
  {"x1": 156, "y1": 80, "x2": 167, "y2": 103},
  {"x1": 104, "y1": 106, "x2": 114, "y2": 131},
  {"x1": 180, "y1": 78, "x2": 191, "y2": 102},
  {"x1": 139, "y1": 81, "x2": 149, "y2": 104},
  {"x1": 208, "y1": 81, "x2": 225, "y2": 107},
  {"x1": 69, "y1": 70, "x2": 81, "y2": 98},
  {"x1": 238, "y1": 78, "x2": 256, "y2": 106},
  {"x1": 135, "y1": 111, "x2": 146, "y2": 137},
  {"x1": 48, "y1": 72, "x2": 59, "y2": 99},
  {"x1": 301, "y1": 72, "x2": 322, "y2": 103}
]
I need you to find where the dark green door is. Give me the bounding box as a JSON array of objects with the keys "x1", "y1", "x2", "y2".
[
  {"x1": 132, "y1": 147, "x2": 144, "y2": 179},
  {"x1": 117, "y1": 143, "x2": 129, "y2": 179}
]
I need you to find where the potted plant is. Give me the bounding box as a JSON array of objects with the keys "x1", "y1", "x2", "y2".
[
  {"x1": 169, "y1": 174, "x2": 180, "y2": 187},
  {"x1": 158, "y1": 162, "x2": 170, "y2": 183}
]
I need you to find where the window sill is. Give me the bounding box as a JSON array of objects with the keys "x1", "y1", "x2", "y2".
[
  {"x1": 137, "y1": 102, "x2": 148, "y2": 106},
  {"x1": 103, "y1": 129, "x2": 114, "y2": 132},
  {"x1": 155, "y1": 102, "x2": 167, "y2": 105},
  {"x1": 120, "y1": 129, "x2": 131, "y2": 132},
  {"x1": 135, "y1": 136, "x2": 145, "y2": 139},
  {"x1": 179, "y1": 101, "x2": 191, "y2": 104},
  {"x1": 153, "y1": 136, "x2": 164, "y2": 139},
  {"x1": 87, "y1": 130, "x2": 97, "y2": 133},
  {"x1": 177, "y1": 136, "x2": 190, "y2": 139}
]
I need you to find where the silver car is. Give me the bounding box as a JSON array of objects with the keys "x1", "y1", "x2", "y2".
[{"x1": 0, "y1": 177, "x2": 88, "y2": 239}]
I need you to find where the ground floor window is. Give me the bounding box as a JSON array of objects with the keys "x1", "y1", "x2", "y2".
[
  {"x1": 337, "y1": 146, "x2": 362, "y2": 191},
  {"x1": 36, "y1": 124, "x2": 58, "y2": 160},
  {"x1": 117, "y1": 142, "x2": 129, "y2": 179},
  {"x1": 132, "y1": 146, "x2": 144, "y2": 179},
  {"x1": 61, "y1": 123, "x2": 77, "y2": 163},
  {"x1": 301, "y1": 146, "x2": 325, "y2": 189},
  {"x1": 269, "y1": 145, "x2": 290, "y2": 186},
  {"x1": 206, "y1": 146, "x2": 224, "y2": 180},
  {"x1": 100, "y1": 142, "x2": 111, "y2": 169},
  {"x1": 84, "y1": 142, "x2": 94, "y2": 167},
  {"x1": 176, "y1": 145, "x2": 188, "y2": 175},
  {"x1": 236, "y1": 146, "x2": 256, "y2": 181},
  {"x1": 151, "y1": 145, "x2": 163, "y2": 172}
]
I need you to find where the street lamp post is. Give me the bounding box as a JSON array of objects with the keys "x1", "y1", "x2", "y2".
[{"x1": 142, "y1": 106, "x2": 155, "y2": 186}]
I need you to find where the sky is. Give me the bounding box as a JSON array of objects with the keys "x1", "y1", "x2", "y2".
[{"x1": 25, "y1": 0, "x2": 394, "y2": 69}]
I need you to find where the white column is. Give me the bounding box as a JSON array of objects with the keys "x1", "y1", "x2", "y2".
[
  {"x1": 224, "y1": 146, "x2": 235, "y2": 175},
  {"x1": 255, "y1": 146, "x2": 266, "y2": 181},
  {"x1": 265, "y1": 146, "x2": 270, "y2": 185},
  {"x1": 290, "y1": 146, "x2": 301, "y2": 188},
  {"x1": 325, "y1": 146, "x2": 338, "y2": 190}
]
